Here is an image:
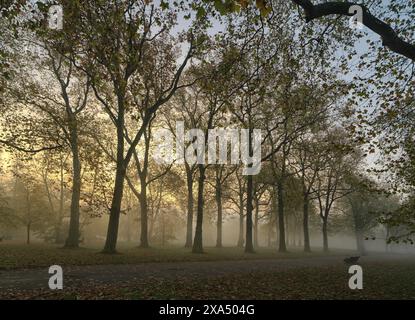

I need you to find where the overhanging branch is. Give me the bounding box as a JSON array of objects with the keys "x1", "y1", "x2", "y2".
[
  {"x1": 292, "y1": 0, "x2": 415, "y2": 61},
  {"x1": 0, "y1": 139, "x2": 62, "y2": 153}
]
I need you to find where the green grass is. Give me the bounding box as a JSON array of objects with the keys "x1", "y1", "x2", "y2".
[{"x1": 0, "y1": 242, "x2": 354, "y2": 270}]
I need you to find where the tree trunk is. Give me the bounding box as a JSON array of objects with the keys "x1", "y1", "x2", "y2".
[
  {"x1": 237, "y1": 185, "x2": 244, "y2": 247},
  {"x1": 245, "y1": 174, "x2": 254, "y2": 253},
  {"x1": 254, "y1": 197, "x2": 259, "y2": 248},
  {"x1": 237, "y1": 213, "x2": 244, "y2": 247},
  {"x1": 139, "y1": 186, "x2": 149, "y2": 248},
  {"x1": 103, "y1": 93, "x2": 129, "y2": 254},
  {"x1": 103, "y1": 162, "x2": 126, "y2": 253},
  {"x1": 161, "y1": 211, "x2": 166, "y2": 247},
  {"x1": 285, "y1": 214, "x2": 289, "y2": 246},
  {"x1": 385, "y1": 227, "x2": 390, "y2": 252},
  {"x1": 26, "y1": 222, "x2": 31, "y2": 245},
  {"x1": 192, "y1": 165, "x2": 205, "y2": 253},
  {"x1": 65, "y1": 123, "x2": 81, "y2": 248},
  {"x1": 126, "y1": 211, "x2": 131, "y2": 243},
  {"x1": 185, "y1": 164, "x2": 194, "y2": 248},
  {"x1": 269, "y1": 189, "x2": 277, "y2": 248},
  {"x1": 215, "y1": 177, "x2": 223, "y2": 248},
  {"x1": 322, "y1": 218, "x2": 329, "y2": 252},
  {"x1": 277, "y1": 182, "x2": 287, "y2": 252},
  {"x1": 292, "y1": 216, "x2": 297, "y2": 247},
  {"x1": 55, "y1": 162, "x2": 64, "y2": 244},
  {"x1": 303, "y1": 192, "x2": 311, "y2": 252}
]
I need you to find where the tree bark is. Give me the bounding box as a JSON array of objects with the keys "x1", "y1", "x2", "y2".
[
  {"x1": 103, "y1": 162, "x2": 126, "y2": 253},
  {"x1": 303, "y1": 192, "x2": 311, "y2": 252},
  {"x1": 254, "y1": 196, "x2": 259, "y2": 248},
  {"x1": 237, "y1": 181, "x2": 244, "y2": 247},
  {"x1": 237, "y1": 213, "x2": 244, "y2": 247},
  {"x1": 269, "y1": 189, "x2": 278, "y2": 248},
  {"x1": 277, "y1": 182, "x2": 287, "y2": 252},
  {"x1": 185, "y1": 164, "x2": 194, "y2": 248},
  {"x1": 161, "y1": 211, "x2": 166, "y2": 247},
  {"x1": 103, "y1": 95, "x2": 128, "y2": 254},
  {"x1": 385, "y1": 227, "x2": 390, "y2": 252},
  {"x1": 65, "y1": 120, "x2": 81, "y2": 248},
  {"x1": 245, "y1": 174, "x2": 255, "y2": 253},
  {"x1": 26, "y1": 222, "x2": 31, "y2": 245},
  {"x1": 139, "y1": 186, "x2": 149, "y2": 248},
  {"x1": 192, "y1": 165, "x2": 205, "y2": 253},
  {"x1": 322, "y1": 217, "x2": 329, "y2": 252},
  {"x1": 215, "y1": 176, "x2": 223, "y2": 248},
  {"x1": 56, "y1": 160, "x2": 65, "y2": 244}
]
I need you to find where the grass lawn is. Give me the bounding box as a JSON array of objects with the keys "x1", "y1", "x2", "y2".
[
  {"x1": 2, "y1": 242, "x2": 414, "y2": 300},
  {"x1": 3, "y1": 261, "x2": 415, "y2": 300},
  {"x1": 123, "y1": 262, "x2": 415, "y2": 300},
  {"x1": 0, "y1": 242, "x2": 353, "y2": 270}
]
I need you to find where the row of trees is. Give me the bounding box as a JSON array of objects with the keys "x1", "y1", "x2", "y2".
[{"x1": 1, "y1": 1, "x2": 413, "y2": 252}]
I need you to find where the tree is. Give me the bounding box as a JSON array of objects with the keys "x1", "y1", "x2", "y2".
[
  {"x1": 10, "y1": 161, "x2": 51, "y2": 244},
  {"x1": 57, "y1": 1, "x2": 201, "y2": 253},
  {"x1": 345, "y1": 174, "x2": 382, "y2": 255},
  {"x1": 0, "y1": 181, "x2": 15, "y2": 230},
  {"x1": 313, "y1": 129, "x2": 356, "y2": 252},
  {"x1": 212, "y1": 165, "x2": 236, "y2": 248},
  {"x1": 252, "y1": 181, "x2": 268, "y2": 248},
  {"x1": 1, "y1": 13, "x2": 93, "y2": 247},
  {"x1": 206, "y1": 0, "x2": 415, "y2": 61},
  {"x1": 228, "y1": 168, "x2": 247, "y2": 248},
  {"x1": 163, "y1": 88, "x2": 200, "y2": 248}
]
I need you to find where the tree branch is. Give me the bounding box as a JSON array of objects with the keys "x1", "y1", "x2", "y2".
[{"x1": 292, "y1": 0, "x2": 415, "y2": 61}]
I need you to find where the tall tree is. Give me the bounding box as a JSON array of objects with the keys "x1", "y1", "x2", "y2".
[{"x1": 59, "y1": 1, "x2": 200, "y2": 253}]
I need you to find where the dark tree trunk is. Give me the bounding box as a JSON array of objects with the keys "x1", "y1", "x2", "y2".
[
  {"x1": 285, "y1": 214, "x2": 289, "y2": 246},
  {"x1": 385, "y1": 227, "x2": 390, "y2": 252},
  {"x1": 65, "y1": 122, "x2": 81, "y2": 248},
  {"x1": 192, "y1": 165, "x2": 205, "y2": 253},
  {"x1": 277, "y1": 182, "x2": 287, "y2": 252},
  {"x1": 237, "y1": 213, "x2": 244, "y2": 247},
  {"x1": 303, "y1": 192, "x2": 311, "y2": 252},
  {"x1": 137, "y1": 132, "x2": 151, "y2": 248},
  {"x1": 322, "y1": 218, "x2": 329, "y2": 252},
  {"x1": 215, "y1": 177, "x2": 223, "y2": 248},
  {"x1": 254, "y1": 197, "x2": 259, "y2": 248},
  {"x1": 103, "y1": 93, "x2": 129, "y2": 254},
  {"x1": 245, "y1": 174, "x2": 254, "y2": 253},
  {"x1": 103, "y1": 163, "x2": 126, "y2": 253},
  {"x1": 55, "y1": 161, "x2": 65, "y2": 244},
  {"x1": 237, "y1": 185, "x2": 244, "y2": 247},
  {"x1": 161, "y1": 212, "x2": 166, "y2": 247},
  {"x1": 26, "y1": 222, "x2": 31, "y2": 245},
  {"x1": 185, "y1": 164, "x2": 194, "y2": 248},
  {"x1": 292, "y1": 217, "x2": 297, "y2": 247},
  {"x1": 126, "y1": 211, "x2": 132, "y2": 243},
  {"x1": 139, "y1": 186, "x2": 149, "y2": 248},
  {"x1": 267, "y1": 209, "x2": 272, "y2": 248},
  {"x1": 269, "y1": 190, "x2": 278, "y2": 248}
]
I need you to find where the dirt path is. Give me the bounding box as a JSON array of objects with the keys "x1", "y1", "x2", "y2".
[{"x1": 1, "y1": 254, "x2": 411, "y2": 291}]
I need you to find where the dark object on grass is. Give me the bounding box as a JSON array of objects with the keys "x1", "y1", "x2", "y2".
[
  {"x1": 0, "y1": 237, "x2": 3, "y2": 242},
  {"x1": 344, "y1": 256, "x2": 360, "y2": 265}
]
